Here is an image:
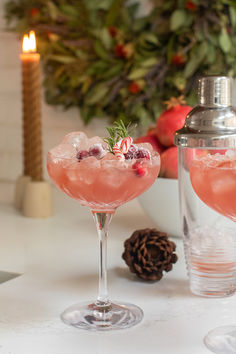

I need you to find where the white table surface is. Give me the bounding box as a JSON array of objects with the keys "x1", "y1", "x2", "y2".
[{"x1": 0, "y1": 183, "x2": 235, "y2": 354}]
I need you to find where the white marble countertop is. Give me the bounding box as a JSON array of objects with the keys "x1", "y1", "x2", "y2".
[{"x1": 0, "y1": 182, "x2": 235, "y2": 354}]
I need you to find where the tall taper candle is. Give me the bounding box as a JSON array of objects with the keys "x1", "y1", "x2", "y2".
[{"x1": 20, "y1": 31, "x2": 43, "y2": 181}]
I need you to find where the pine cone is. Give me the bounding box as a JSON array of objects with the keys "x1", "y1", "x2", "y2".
[{"x1": 122, "y1": 228, "x2": 178, "y2": 281}]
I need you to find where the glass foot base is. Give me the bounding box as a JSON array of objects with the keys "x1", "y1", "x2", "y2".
[
  {"x1": 61, "y1": 301, "x2": 143, "y2": 331},
  {"x1": 204, "y1": 326, "x2": 236, "y2": 353}
]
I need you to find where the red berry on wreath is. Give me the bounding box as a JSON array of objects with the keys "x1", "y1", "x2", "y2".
[
  {"x1": 109, "y1": 27, "x2": 117, "y2": 38},
  {"x1": 128, "y1": 81, "x2": 141, "y2": 94},
  {"x1": 172, "y1": 54, "x2": 186, "y2": 67},
  {"x1": 156, "y1": 96, "x2": 192, "y2": 147},
  {"x1": 115, "y1": 44, "x2": 126, "y2": 58},
  {"x1": 30, "y1": 8, "x2": 39, "y2": 17},
  {"x1": 186, "y1": 1, "x2": 197, "y2": 11}
]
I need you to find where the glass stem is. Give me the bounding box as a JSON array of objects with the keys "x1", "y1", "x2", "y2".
[{"x1": 92, "y1": 212, "x2": 113, "y2": 307}]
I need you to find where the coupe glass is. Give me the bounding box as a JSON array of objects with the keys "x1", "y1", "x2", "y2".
[
  {"x1": 47, "y1": 131, "x2": 160, "y2": 331},
  {"x1": 190, "y1": 150, "x2": 236, "y2": 353}
]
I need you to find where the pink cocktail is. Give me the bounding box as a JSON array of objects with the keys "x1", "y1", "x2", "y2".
[
  {"x1": 190, "y1": 152, "x2": 236, "y2": 222},
  {"x1": 47, "y1": 128, "x2": 160, "y2": 331},
  {"x1": 190, "y1": 150, "x2": 236, "y2": 353},
  {"x1": 48, "y1": 133, "x2": 159, "y2": 213}
]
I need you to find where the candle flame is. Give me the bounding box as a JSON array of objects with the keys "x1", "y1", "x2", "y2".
[{"x1": 22, "y1": 31, "x2": 37, "y2": 53}]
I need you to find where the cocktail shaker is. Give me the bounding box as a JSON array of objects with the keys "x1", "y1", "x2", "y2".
[{"x1": 175, "y1": 76, "x2": 236, "y2": 297}]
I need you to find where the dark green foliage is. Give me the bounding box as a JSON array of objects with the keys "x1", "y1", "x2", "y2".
[{"x1": 5, "y1": 0, "x2": 236, "y2": 125}]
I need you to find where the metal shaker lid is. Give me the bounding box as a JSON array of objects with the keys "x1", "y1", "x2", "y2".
[{"x1": 174, "y1": 76, "x2": 236, "y2": 148}]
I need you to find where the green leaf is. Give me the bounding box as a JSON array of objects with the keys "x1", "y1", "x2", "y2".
[
  {"x1": 134, "y1": 106, "x2": 153, "y2": 128},
  {"x1": 173, "y1": 75, "x2": 186, "y2": 91},
  {"x1": 186, "y1": 90, "x2": 197, "y2": 107},
  {"x1": 105, "y1": 0, "x2": 125, "y2": 26},
  {"x1": 170, "y1": 10, "x2": 187, "y2": 31},
  {"x1": 128, "y1": 67, "x2": 150, "y2": 80},
  {"x1": 100, "y1": 28, "x2": 113, "y2": 50},
  {"x1": 140, "y1": 57, "x2": 159, "y2": 68},
  {"x1": 184, "y1": 59, "x2": 198, "y2": 78},
  {"x1": 227, "y1": 0, "x2": 236, "y2": 9},
  {"x1": 85, "y1": 84, "x2": 110, "y2": 105},
  {"x1": 47, "y1": 1, "x2": 59, "y2": 20},
  {"x1": 207, "y1": 45, "x2": 216, "y2": 64},
  {"x1": 86, "y1": 0, "x2": 113, "y2": 11},
  {"x1": 92, "y1": 28, "x2": 112, "y2": 50},
  {"x1": 209, "y1": 34, "x2": 219, "y2": 46},
  {"x1": 148, "y1": 99, "x2": 163, "y2": 119},
  {"x1": 230, "y1": 7, "x2": 236, "y2": 27},
  {"x1": 60, "y1": 4, "x2": 78, "y2": 17},
  {"x1": 184, "y1": 42, "x2": 207, "y2": 78},
  {"x1": 167, "y1": 35, "x2": 175, "y2": 63},
  {"x1": 75, "y1": 49, "x2": 87, "y2": 60},
  {"x1": 87, "y1": 60, "x2": 109, "y2": 75},
  {"x1": 142, "y1": 33, "x2": 159, "y2": 46},
  {"x1": 71, "y1": 75, "x2": 83, "y2": 88},
  {"x1": 219, "y1": 28, "x2": 232, "y2": 53},
  {"x1": 102, "y1": 63, "x2": 123, "y2": 79},
  {"x1": 198, "y1": 42, "x2": 208, "y2": 61},
  {"x1": 81, "y1": 76, "x2": 92, "y2": 94},
  {"x1": 47, "y1": 55, "x2": 76, "y2": 64},
  {"x1": 133, "y1": 16, "x2": 152, "y2": 32},
  {"x1": 94, "y1": 40, "x2": 110, "y2": 60},
  {"x1": 51, "y1": 42, "x2": 69, "y2": 55}
]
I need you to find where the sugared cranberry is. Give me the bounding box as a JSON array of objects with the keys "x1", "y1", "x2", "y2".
[
  {"x1": 89, "y1": 144, "x2": 106, "y2": 159},
  {"x1": 135, "y1": 148, "x2": 150, "y2": 160},
  {"x1": 76, "y1": 150, "x2": 90, "y2": 161},
  {"x1": 132, "y1": 161, "x2": 147, "y2": 177},
  {"x1": 124, "y1": 144, "x2": 138, "y2": 159},
  {"x1": 124, "y1": 151, "x2": 134, "y2": 160},
  {"x1": 129, "y1": 144, "x2": 138, "y2": 153}
]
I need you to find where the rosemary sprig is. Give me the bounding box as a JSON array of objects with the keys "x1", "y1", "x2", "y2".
[{"x1": 103, "y1": 120, "x2": 133, "y2": 153}]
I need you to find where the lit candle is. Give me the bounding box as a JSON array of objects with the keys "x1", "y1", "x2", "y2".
[{"x1": 20, "y1": 31, "x2": 43, "y2": 181}]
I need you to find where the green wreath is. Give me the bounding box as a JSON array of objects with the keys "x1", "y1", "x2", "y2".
[{"x1": 5, "y1": 0, "x2": 236, "y2": 125}]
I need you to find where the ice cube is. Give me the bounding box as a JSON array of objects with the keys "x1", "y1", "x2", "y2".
[
  {"x1": 88, "y1": 136, "x2": 108, "y2": 150},
  {"x1": 101, "y1": 153, "x2": 119, "y2": 168},
  {"x1": 89, "y1": 144, "x2": 107, "y2": 159},
  {"x1": 225, "y1": 149, "x2": 236, "y2": 158},
  {"x1": 62, "y1": 132, "x2": 88, "y2": 150},
  {"x1": 189, "y1": 226, "x2": 235, "y2": 256},
  {"x1": 49, "y1": 144, "x2": 76, "y2": 163},
  {"x1": 212, "y1": 175, "x2": 236, "y2": 195},
  {"x1": 63, "y1": 158, "x2": 80, "y2": 169},
  {"x1": 135, "y1": 142, "x2": 153, "y2": 152},
  {"x1": 78, "y1": 155, "x2": 100, "y2": 169},
  {"x1": 65, "y1": 157, "x2": 99, "y2": 185},
  {"x1": 78, "y1": 156, "x2": 100, "y2": 184},
  {"x1": 204, "y1": 154, "x2": 225, "y2": 168},
  {"x1": 65, "y1": 161, "x2": 82, "y2": 182}
]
